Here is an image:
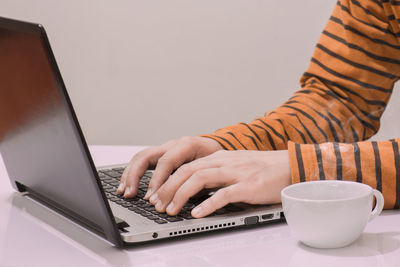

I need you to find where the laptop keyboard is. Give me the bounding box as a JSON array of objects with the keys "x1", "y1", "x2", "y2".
[{"x1": 98, "y1": 167, "x2": 244, "y2": 224}]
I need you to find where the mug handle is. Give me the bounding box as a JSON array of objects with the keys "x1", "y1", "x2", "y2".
[{"x1": 369, "y1": 189, "x2": 384, "y2": 222}]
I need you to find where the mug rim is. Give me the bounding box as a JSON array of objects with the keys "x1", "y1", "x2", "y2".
[{"x1": 281, "y1": 180, "x2": 372, "y2": 203}]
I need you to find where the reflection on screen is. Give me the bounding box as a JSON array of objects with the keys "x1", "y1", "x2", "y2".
[{"x1": 0, "y1": 27, "x2": 61, "y2": 141}]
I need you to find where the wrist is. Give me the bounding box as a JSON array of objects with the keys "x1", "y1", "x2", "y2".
[{"x1": 276, "y1": 149, "x2": 292, "y2": 187}]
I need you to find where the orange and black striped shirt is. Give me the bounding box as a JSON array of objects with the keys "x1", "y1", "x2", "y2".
[{"x1": 203, "y1": 0, "x2": 400, "y2": 209}]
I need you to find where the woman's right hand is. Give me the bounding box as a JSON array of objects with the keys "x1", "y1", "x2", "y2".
[{"x1": 117, "y1": 136, "x2": 223, "y2": 199}]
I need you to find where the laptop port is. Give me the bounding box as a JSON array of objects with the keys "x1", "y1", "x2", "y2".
[
  {"x1": 261, "y1": 213, "x2": 274, "y2": 220},
  {"x1": 244, "y1": 216, "x2": 259, "y2": 225}
]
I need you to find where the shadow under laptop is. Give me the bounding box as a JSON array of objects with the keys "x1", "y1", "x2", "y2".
[{"x1": 1, "y1": 193, "x2": 131, "y2": 267}]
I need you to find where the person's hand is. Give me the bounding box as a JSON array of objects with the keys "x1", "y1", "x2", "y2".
[
  {"x1": 117, "y1": 136, "x2": 223, "y2": 199},
  {"x1": 148, "y1": 149, "x2": 292, "y2": 218}
]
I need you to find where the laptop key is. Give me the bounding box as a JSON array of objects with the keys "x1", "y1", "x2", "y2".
[
  {"x1": 137, "y1": 199, "x2": 147, "y2": 205},
  {"x1": 137, "y1": 192, "x2": 145, "y2": 198},
  {"x1": 141, "y1": 213, "x2": 153, "y2": 219},
  {"x1": 104, "y1": 188, "x2": 115, "y2": 193},
  {"x1": 214, "y1": 208, "x2": 229, "y2": 215},
  {"x1": 144, "y1": 206, "x2": 156, "y2": 212},
  {"x1": 141, "y1": 202, "x2": 152, "y2": 208},
  {"x1": 98, "y1": 173, "x2": 107, "y2": 178},
  {"x1": 125, "y1": 197, "x2": 140, "y2": 203},
  {"x1": 110, "y1": 191, "x2": 119, "y2": 196},
  {"x1": 183, "y1": 203, "x2": 196, "y2": 210},
  {"x1": 136, "y1": 210, "x2": 147, "y2": 215},
  {"x1": 165, "y1": 216, "x2": 183, "y2": 222},
  {"x1": 180, "y1": 213, "x2": 193, "y2": 220},
  {"x1": 150, "y1": 210, "x2": 161, "y2": 215},
  {"x1": 121, "y1": 202, "x2": 132, "y2": 208},
  {"x1": 141, "y1": 184, "x2": 149, "y2": 190},
  {"x1": 138, "y1": 188, "x2": 147, "y2": 194},
  {"x1": 128, "y1": 206, "x2": 140, "y2": 212},
  {"x1": 155, "y1": 219, "x2": 167, "y2": 224},
  {"x1": 225, "y1": 205, "x2": 244, "y2": 212},
  {"x1": 110, "y1": 181, "x2": 120, "y2": 187},
  {"x1": 143, "y1": 172, "x2": 153, "y2": 177},
  {"x1": 102, "y1": 170, "x2": 121, "y2": 178}
]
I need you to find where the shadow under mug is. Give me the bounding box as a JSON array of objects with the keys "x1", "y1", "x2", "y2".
[{"x1": 281, "y1": 180, "x2": 384, "y2": 249}]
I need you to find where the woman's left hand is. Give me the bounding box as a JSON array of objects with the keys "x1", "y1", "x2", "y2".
[{"x1": 147, "y1": 149, "x2": 292, "y2": 218}]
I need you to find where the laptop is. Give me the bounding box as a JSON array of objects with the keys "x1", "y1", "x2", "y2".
[{"x1": 0, "y1": 16, "x2": 283, "y2": 247}]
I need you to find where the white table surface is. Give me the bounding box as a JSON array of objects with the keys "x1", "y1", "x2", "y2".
[{"x1": 1, "y1": 145, "x2": 400, "y2": 267}]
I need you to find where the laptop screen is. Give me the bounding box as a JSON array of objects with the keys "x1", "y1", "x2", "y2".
[{"x1": 0, "y1": 17, "x2": 122, "y2": 246}]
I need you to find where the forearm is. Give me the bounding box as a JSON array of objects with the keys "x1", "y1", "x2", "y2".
[
  {"x1": 288, "y1": 139, "x2": 400, "y2": 209},
  {"x1": 204, "y1": 0, "x2": 400, "y2": 151}
]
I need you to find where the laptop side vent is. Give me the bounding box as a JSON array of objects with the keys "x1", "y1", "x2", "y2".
[{"x1": 168, "y1": 222, "x2": 236, "y2": 236}]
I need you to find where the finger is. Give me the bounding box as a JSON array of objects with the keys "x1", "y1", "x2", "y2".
[
  {"x1": 191, "y1": 184, "x2": 242, "y2": 218},
  {"x1": 146, "y1": 141, "x2": 201, "y2": 201},
  {"x1": 118, "y1": 146, "x2": 166, "y2": 197},
  {"x1": 165, "y1": 167, "x2": 234, "y2": 215},
  {"x1": 149, "y1": 155, "x2": 222, "y2": 207}
]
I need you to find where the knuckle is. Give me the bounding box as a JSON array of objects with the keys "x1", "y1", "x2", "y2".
[
  {"x1": 179, "y1": 136, "x2": 197, "y2": 146},
  {"x1": 176, "y1": 163, "x2": 192, "y2": 175},
  {"x1": 219, "y1": 188, "x2": 231, "y2": 200},
  {"x1": 192, "y1": 169, "x2": 208, "y2": 181},
  {"x1": 206, "y1": 195, "x2": 218, "y2": 209},
  {"x1": 132, "y1": 148, "x2": 150, "y2": 161},
  {"x1": 127, "y1": 155, "x2": 149, "y2": 172},
  {"x1": 164, "y1": 138, "x2": 178, "y2": 147},
  {"x1": 157, "y1": 156, "x2": 170, "y2": 166}
]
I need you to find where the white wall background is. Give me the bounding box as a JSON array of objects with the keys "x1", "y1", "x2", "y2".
[{"x1": 2, "y1": 0, "x2": 399, "y2": 145}]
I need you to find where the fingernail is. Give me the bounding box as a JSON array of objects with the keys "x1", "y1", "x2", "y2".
[
  {"x1": 124, "y1": 186, "x2": 132, "y2": 197},
  {"x1": 155, "y1": 200, "x2": 163, "y2": 211},
  {"x1": 117, "y1": 181, "x2": 125, "y2": 193},
  {"x1": 144, "y1": 188, "x2": 153, "y2": 200},
  {"x1": 149, "y1": 193, "x2": 158, "y2": 204},
  {"x1": 166, "y1": 202, "x2": 174, "y2": 214},
  {"x1": 192, "y1": 206, "x2": 202, "y2": 217}
]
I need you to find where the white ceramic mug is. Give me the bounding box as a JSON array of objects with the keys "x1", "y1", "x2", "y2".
[{"x1": 281, "y1": 180, "x2": 384, "y2": 249}]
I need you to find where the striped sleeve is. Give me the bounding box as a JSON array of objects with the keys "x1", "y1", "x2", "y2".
[
  {"x1": 202, "y1": 0, "x2": 400, "y2": 150},
  {"x1": 288, "y1": 139, "x2": 400, "y2": 209}
]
